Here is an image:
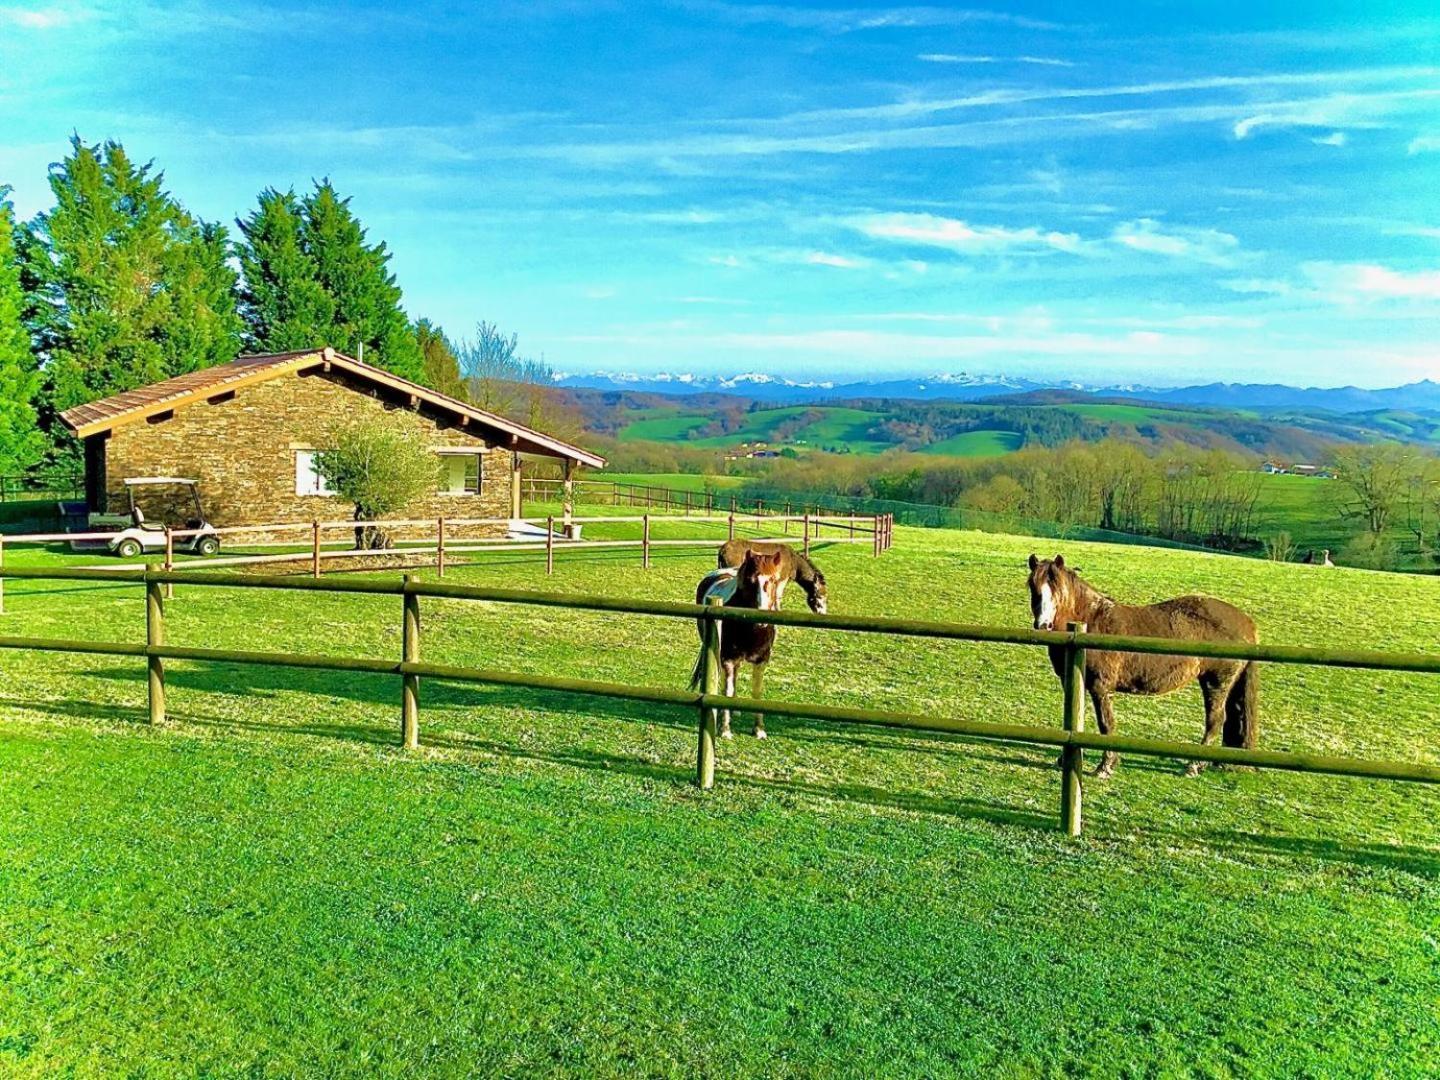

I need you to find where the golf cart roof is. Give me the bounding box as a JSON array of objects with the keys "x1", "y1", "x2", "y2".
[{"x1": 124, "y1": 477, "x2": 199, "y2": 486}]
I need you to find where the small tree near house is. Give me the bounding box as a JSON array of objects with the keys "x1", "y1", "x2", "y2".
[{"x1": 314, "y1": 412, "x2": 439, "y2": 548}]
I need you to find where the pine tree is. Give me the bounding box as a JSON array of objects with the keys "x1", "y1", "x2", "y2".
[
  {"x1": 414, "y1": 318, "x2": 467, "y2": 399},
  {"x1": 235, "y1": 188, "x2": 335, "y2": 352},
  {"x1": 300, "y1": 180, "x2": 424, "y2": 382},
  {"x1": 0, "y1": 186, "x2": 43, "y2": 476},
  {"x1": 24, "y1": 137, "x2": 242, "y2": 425}
]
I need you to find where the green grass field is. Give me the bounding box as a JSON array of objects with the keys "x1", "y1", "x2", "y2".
[
  {"x1": 1, "y1": 521, "x2": 1438, "y2": 1076},
  {"x1": 918, "y1": 429, "x2": 1025, "y2": 457},
  {"x1": 618, "y1": 405, "x2": 893, "y2": 454}
]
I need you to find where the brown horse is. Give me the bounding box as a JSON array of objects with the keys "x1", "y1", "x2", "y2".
[
  {"x1": 717, "y1": 539, "x2": 828, "y2": 614},
  {"x1": 1027, "y1": 554, "x2": 1260, "y2": 778},
  {"x1": 690, "y1": 550, "x2": 785, "y2": 738}
]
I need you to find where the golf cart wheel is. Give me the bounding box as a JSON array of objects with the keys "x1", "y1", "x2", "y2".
[
  {"x1": 115, "y1": 539, "x2": 142, "y2": 559},
  {"x1": 196, "y1": 535, "x2": 221, "y2": 557}
]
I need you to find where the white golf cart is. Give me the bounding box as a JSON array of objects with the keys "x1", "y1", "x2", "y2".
[{"x1": 70, "y1": 477, "x2": 222, "y2": 559}]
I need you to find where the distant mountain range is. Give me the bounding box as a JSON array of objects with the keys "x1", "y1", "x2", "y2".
[{"x1": 553, "y1": 371, "x2": 1440, "y2": 414}]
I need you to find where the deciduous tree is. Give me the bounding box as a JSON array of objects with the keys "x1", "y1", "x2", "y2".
[{"x1": 314, "y1": 412, "x2": 439, "y2": 548}]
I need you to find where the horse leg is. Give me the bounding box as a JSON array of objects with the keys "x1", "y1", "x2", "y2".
[
  {"x1": 1091, "y1": 687, "x2": 1120, "y2": 778},
  {"x1": 720, "y1": 662, "x2": 736, "y2": 738},
  {"x1": 1188, "y1": 678, "x2": 1229, "y2": 777},
  {"x1": 751, "y1": 663, "x2": 766, "y2": 739}
]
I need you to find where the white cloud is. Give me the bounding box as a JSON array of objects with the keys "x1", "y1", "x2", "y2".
[
  {"x1": 1409, "y1": 134, "x2": 1440, "y2": 154},
  {"x1": 0, "y1": 5, "x2": 83, "y2": 28},
  {"x1": 917, "y1": 53, "x2": 1073, "y2": 67},
  {"x1": 708, "y1": 254, "x2": 743, "y2": 267},
  {"x1": 1311, "y1": 131, "x2": 1348, "y2": 146},
  {"x1": 1111, "y1": 219, "x2": 1240, "y2": 266},
  {"x1": 1306, "y1": 262, "x2": 1440, "y2": 302},
  {"x1": 686, "y1": 3, "x2": 1063, "y2": 33},
  {"x1": 851, "y1": 212, "x2": 1085, "y2": 254},
  {"x1": 805, "y1": 250, "x2": 865, "y2": 268}
]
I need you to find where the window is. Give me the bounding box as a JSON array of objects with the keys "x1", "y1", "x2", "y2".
[
  {"x1": 295, "y1": 451, "x2": 335, "y2": 496},
  {"x1": 441, "y1": 452, "x2": 482, "y2": 495}
]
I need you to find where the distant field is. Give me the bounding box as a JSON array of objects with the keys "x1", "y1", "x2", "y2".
[
  {"x1": 919, "y1": 429, "x2": 1024, "y2": 457},
  {"x1": 1065, "y1": 403, "x2": 1220, "y2": 425},
  {"x1": 617, "y1": 405, "x2": 894, "y2": 454}
]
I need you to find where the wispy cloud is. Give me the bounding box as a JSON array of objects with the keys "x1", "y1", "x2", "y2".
[
  {"x1": 1111, "y1": 219, "x2": 1240, "y2": 266},
  {"x1": 1306, "y1": 262, "x2": 1440, "y2": 301},
  {"x1": 850, "y1": 212, "x2": 1084, "y2": 255},
  {"x1": 1311, "y1": 131, "x2": 1348, "y2": 146},
  {"x1": 0, "y1": 4, "x2": 87, "y2": 29},
  {"x1": 805, "y1": 250, "x2": 866, "y2": 268},
  {"x1": 1408, "y1": 134, "x2": 1440, "y2": 154},
  {"x1": 918, "y1": 53, "x2": 1075, "y2": 67},
  {"x1": 678, "y1": 3, "x2": 1063, "y2": 33}
]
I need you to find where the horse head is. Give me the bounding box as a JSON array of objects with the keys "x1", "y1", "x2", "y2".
[
  {"x1": 1027, "y1": 553, "x2": 1079, "y2": 631},
  {"x1": 741, "y1": 550, "x2": 785, "y2": 612}
]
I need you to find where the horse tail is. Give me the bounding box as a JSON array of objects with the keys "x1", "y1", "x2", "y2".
[
  {"x1": 689, "y1": 637, "x2": 706, "y2": 691},
  {"x1": 1223, "y1": 661, "x2": 1259, "y2": 749}
]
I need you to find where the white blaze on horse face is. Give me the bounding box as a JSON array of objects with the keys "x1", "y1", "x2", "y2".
[
  {"x1": 1035, "y1": 582, "x2": 1057, "y2": 630},
  {"x1": 760, "y1": 573, "x2": 781, "y2": 611}
]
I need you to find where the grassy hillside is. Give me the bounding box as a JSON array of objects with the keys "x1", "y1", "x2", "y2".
[
  {"x1": 1, "y1": 526, "x2": 1437, "y2": 1075},
  {"x1": 918, "y1": 429, "x2": 1024, "y2": 456},
  {"x1": 619, "y1": 405, "x2": 893, "y2": 454}
]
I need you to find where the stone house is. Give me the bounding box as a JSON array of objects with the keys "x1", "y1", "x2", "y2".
[{"x1": 60, "y1": 347, "x2": 604, "y2": 534}]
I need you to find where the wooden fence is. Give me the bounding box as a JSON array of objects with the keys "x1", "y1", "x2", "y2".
[
  {"x1": 1, "y1": 565, "x2": 1437, "y2": 836},
  {"x1": 0, "y1": 509, "x2": 892, "y2": 594}
]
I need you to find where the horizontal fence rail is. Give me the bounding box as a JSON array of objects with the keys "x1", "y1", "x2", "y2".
[
  {"x1": 0, "y1": 566, "x2": 1436, "y2": 835},
  {"x1": 0, "y1": 504, "x2": 893, "y2": 582}
]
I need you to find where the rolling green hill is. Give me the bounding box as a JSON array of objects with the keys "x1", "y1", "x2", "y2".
[{"x1": 0, "y1": 524, "x2": 1437, "y2": 1074}]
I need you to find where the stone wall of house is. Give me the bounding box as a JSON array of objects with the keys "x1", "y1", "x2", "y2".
[{"x1": 103, "y1": 368, "x2": 515, "y2": 539}]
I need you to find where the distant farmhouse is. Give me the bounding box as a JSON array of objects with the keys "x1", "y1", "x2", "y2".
[
  {"x1": 1260, "y1": 460, "x2": 1335, "y2": 479},
  {"x1": 60, "y1": 347, "x2": 604, "y2": 531}
]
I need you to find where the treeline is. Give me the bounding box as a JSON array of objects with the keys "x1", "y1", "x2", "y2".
[
  {"x1": 0, "y1": 136, "x2": 570, "y2": 476},
  {"x1": 723, "y1": 440, "x2": 1263, "y2": 547},
  {"x1": 849, "y1": 400, "x2": 1101, "y2": 451}
]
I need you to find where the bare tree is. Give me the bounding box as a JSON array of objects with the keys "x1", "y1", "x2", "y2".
[{"x1": 1332, "y1": 443, "x2": 1418, "y2": 535}]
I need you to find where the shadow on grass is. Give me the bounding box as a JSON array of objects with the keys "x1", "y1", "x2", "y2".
[
  {"x1": 52, "y1": 662, "x2": 1440, "y2": 872},
  {"x1": 1198, "y1": 829, "x2": 1440, "y2": 877}
]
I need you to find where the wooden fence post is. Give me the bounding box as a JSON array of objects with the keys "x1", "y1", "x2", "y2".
[
  {"x1": 163, "y1": 527, "x2": 174, "y2": 600},
  {"x1": 697, "y1": 595, "x2": 722, "y2": 788},
  {"x1": 312, "y1": 520, "x2": 321, "y2": 579},
  {"x1": 546, "y1": 515, "x2": 555, "y2": 575},
  {"x1": 0, "y1": 535, "x2": 6, "y2": 615},
  {"x1": 848, "y1": 512, "x2": 856, "y2": 539},
  {"x1": 146, "y1": 566, "x2": 165, "y2": 725},
  {"x1": 437, "y1": 517, "x2": 446, "y2": 577},
  {"x1": 642, "y1": 513, "x2": 651, "y2": 568},
  {"x1": 873, "y1": 516, "x2": 881, "y2": 557},
  {"x1": 401, "y1": 575, "x2": 420, "y2": 749},
  {"x1": 1061, "y1": 621, "x2": 1087, "y2": 836},
  {"x1": 727, "y1": 512, "x2": 735, "y2": 541},
  {"x1": 802, "y1": 511, "x2": 810, "y2": 557}
]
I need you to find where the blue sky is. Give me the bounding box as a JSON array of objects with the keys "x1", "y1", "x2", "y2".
[{"x1": 1, "y1": 1, "x2": 1438, "y2": 387}]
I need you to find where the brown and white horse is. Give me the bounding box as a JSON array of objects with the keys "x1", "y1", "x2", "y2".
[
  {"x1": 717, "y1": 540, "x2": 828, "y2": 614},
  {"x1": 1027, "y1": 554, "x2": 1260, "y2": 778},
  {"x1": 690, "y1": 549, "x2": 785, "y2": 738}
]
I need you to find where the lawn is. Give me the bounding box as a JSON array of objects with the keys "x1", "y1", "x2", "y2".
[{"x1": 1, "y1": 521, "x2": 1438, "y2": 1076}]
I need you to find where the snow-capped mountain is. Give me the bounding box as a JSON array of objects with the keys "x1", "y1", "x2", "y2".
[{"x1": 551, "y1": 370, "x2": 1440, "y2": 413}]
